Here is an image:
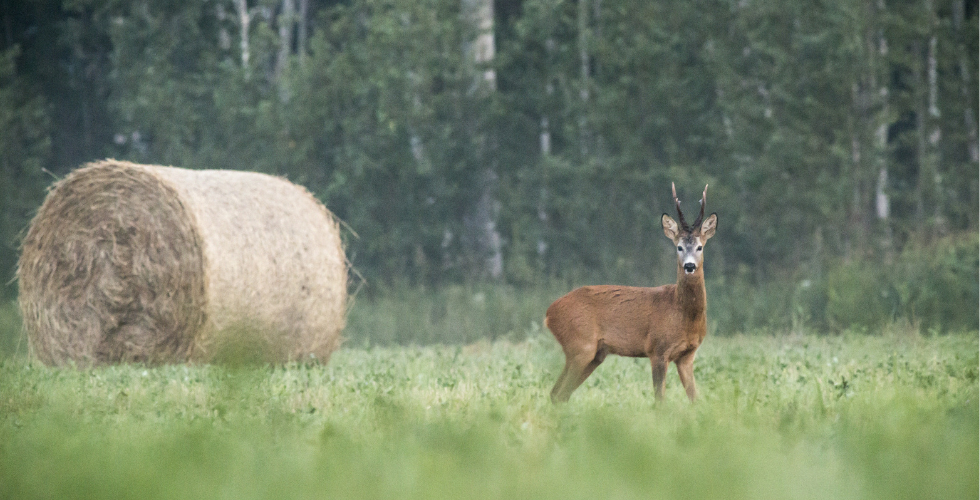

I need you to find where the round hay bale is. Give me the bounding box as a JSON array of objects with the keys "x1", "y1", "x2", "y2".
[{"x1": 17, "y1": 159, "x2": 347, "y2": 365}]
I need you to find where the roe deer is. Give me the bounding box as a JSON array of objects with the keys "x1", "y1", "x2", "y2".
[{"x1": 545, "y1": 183, "x2": 717, "y2": 403}]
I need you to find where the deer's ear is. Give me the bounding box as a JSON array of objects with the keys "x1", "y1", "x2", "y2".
[
  {"x1": 662, "y1": 214, "x2": 679, "y2": 240},
  {"x1": 700, "y1": 213, "x2": 718, "y2": 241}
]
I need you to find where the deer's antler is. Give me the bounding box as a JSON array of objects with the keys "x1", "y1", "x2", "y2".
[
  {"x1": 672, "y1": 182, "x2": 689, "y2": 231},
  {"x1": 693, "y1": 184, "x2": 707, "y2": 229}
]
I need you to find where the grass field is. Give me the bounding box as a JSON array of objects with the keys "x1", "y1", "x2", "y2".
[{"x1": 0, "y1": 329, "x2": 977, "y2": 500}]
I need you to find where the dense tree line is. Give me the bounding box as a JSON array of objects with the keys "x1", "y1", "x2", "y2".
[{"x1": 1, "y1": 0, "x2": 977, "y2": 331}]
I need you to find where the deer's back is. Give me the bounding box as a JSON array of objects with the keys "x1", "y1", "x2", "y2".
[{"x1": 545, "y1": 285, "x2": 684, "y2": 357}]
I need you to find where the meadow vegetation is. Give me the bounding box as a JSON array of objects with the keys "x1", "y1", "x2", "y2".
[
  {"x1": 1, "y1": 250, "x2": 976, "y2": 500},
  {"x1": 0, "y1": 316, "x2": 976, "y2": 500}
]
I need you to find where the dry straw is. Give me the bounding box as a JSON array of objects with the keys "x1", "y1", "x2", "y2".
[{"x1": 18, "y1": 160, "x2": 348, "y2": 365}]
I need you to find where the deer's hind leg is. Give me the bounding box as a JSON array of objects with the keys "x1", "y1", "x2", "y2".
[
  {"x1": 550, "y1": 360, "x2": 575, "y2": 403},
  {"x1": 550, "y1": 342, "x2": 608, "y2": 403},
  {"x1": 651, "y1": 357, "x2": 669, "y2": 401}
]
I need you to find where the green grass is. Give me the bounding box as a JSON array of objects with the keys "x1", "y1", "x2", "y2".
[{"x1": 0, "y1": 330, "x2": 976, "y2": 500}]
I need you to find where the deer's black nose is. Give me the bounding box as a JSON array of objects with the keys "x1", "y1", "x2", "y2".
[{"x1": 684, "y1": 263, "x2": 697, "y2": 273}]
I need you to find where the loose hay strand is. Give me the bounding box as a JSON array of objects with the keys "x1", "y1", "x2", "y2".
[{"x1": 17, "y1": 160, "x2": 348, "y2": 366}]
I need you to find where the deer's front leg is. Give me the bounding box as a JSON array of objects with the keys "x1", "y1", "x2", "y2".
[
  {"x1": 651, "y1": 358, "x2": 668, "y2": 400},
  {"x1": 676, "y1": 350, "x2": 698, "y2": 402}
]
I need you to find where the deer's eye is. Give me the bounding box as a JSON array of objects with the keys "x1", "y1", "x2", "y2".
[
  {"x1": 677, "y1": 246, "x2": 683, "y2": 252},
  {"x1": 697, "y1": 246, "x2": 703, "y2": 251}
]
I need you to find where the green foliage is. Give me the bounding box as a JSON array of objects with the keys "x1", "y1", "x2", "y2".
[
  {"x1": 288, "y1": 0, "x2": 489, "y2": 284},
  {"x1": 703, "y1": 231, "x2": 979, "y2": 334},
  {"x1": 0, "y1": 334, "x2": 976, "y2": 499},
  {"x1": 706, "y1": 269, "x2": 802, "y2": 335},
  {"x1": 345, "y1": 283, "x2": 562, "y2": 346},
  {"x1": 0, "y1": 46, "x2": 50, "y2": 299},
  {"x1": 887, "y1": 232, "x2": 980, "y2": 331},
  {"x1": 825, "y1": 233, "x2": 980, "y2": 332},
  {"x1": 0, "y1": 0, "x2": 977, "y2": 331},
  {"x1": 825, "y1": 261, "x2": 893, "y2": 331}
]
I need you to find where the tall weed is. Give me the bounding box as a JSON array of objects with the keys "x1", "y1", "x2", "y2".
[{"x1": 0, "y1": 301, "x2": 24, "y2": 357}]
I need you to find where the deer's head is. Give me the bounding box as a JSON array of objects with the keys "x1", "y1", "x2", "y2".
[{"x1": 662, "y1": 183, "x2": 717, "y2": 275}]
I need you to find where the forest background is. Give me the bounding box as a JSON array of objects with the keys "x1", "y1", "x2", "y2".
[{"x1": 0, "y1": 0, "x2": 977, "y2": 340}]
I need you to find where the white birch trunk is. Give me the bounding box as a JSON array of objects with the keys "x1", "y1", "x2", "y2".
[
  {"x1": 461, "y1": 0, "x2": 502, "y2": 279},
  {"x1": 928, "y1": 31, "x2": 944, "y2": 226},
  {"x1": 873, "y1": 0, "x2": 893, "y2": 256},
  {"x1": 297, "y1": 0, "x2": 308, "y2": 66},
  {"x1": 234, "y1": 0, "x2": 252, "y2": 73},
  {"x1": 463, "y1": 0, "x2": 496, "y2": 93},
  {"x1": 276, "y1": 0, "x2": 295, "y2": 79}
]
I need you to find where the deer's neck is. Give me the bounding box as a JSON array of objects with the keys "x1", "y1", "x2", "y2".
[{"x1": 676, "y1": 266, "x2": 707, "y2": 321}]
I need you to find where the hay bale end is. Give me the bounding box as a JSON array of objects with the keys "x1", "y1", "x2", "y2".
[{"x1": 17, "y1": 160, "x2": 347, "y2": 365}]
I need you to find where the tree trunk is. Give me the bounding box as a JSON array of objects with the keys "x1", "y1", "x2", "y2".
[
  {"x1": 953, "y1": 0, "x2": 978, "y2": 164},
  {"x1": 913, "y1": 39, "x2": 927, "y2": 224},
  {"x1": 276, "y1": 0, "x2": 295, "y2": 79},
  {"x1": 913, "y1": 0, "x2": 943, "y2": 233},
  {"x1": 577, "y1": 0, "x2": 591, "y2": 157},
  {"x1": 953, "y1": 0, "x2": 979, "y2": 230},
  {"x1": 216, "y1": 3, "x2": 231, "y2": 52},
  {"x1": 927, "y1": 29, "x2": 943, "y2": 231},
  {"x1": 234, "y1": 0, "x2": 252, "y2": 74},
  {"x1": 538, "y1": 30, "x2": 556, "y2": 266},
  {"x1": 297, "y1": 0, "x2": 308, "y2": 66},
  {"x1": 463, "y1": 0, "x2": 496, "y2": 92},
  {"x1": 461, "y1": 0, "x2": 502, "y2": 279},
  {"x1": 872, "y1": 0, "x2": 892, "y2": 258}
]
